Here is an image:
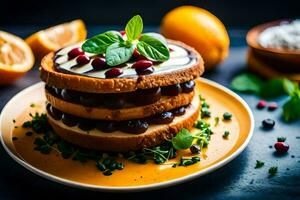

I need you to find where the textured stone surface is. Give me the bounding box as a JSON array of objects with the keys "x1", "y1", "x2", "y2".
[{"x1": 0, "y1": 27, "x2": 299, "y2": 199}]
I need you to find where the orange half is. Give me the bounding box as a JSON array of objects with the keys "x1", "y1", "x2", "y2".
[
  {"x1": 0, "y1": 31, "x2": 34, "y2": 85},
  {"x1": 26, "y1": 19, "x2": 87, "y2": 60}
]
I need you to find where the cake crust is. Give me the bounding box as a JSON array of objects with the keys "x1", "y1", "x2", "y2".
[{"x1": 40, "y1": 40, "x2": 204, "y2": 93}]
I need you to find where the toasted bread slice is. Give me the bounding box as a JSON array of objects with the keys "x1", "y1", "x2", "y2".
[
  {"x1": 46, "y1": 89, "x2": 194, "y2": 121},
  {"x1": 40, "y1": 40, "x2": 204, "y2": 93},
  {"x1": 48, "y1": 93, "x2": 200, "y2": 152}
]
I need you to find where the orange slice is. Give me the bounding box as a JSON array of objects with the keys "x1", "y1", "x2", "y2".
[
  {"x1": 26, "y1": 19, "x2": 87, "y2": 60},
  {"x1": 0, "y1": 31, "x2": 34, "y2": 85}
]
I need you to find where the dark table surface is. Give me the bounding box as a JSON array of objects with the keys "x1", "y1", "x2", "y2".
[{"x1": 0, "y1": 26, "x2": 299, "y2": 200}]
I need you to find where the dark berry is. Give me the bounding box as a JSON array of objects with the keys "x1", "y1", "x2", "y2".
[
  {"x1": 79, "y1": 94, "x2": 102, "y2": 107},
  {"x1": 46, "y1": 104, "x2": 62, "y2": 120},
  {"x1": 61, "y1": 113, "x2": 78, "y2": 127},
  {"x1": 190, "y1": 144, "x2": 201, "y2": 154},
  {"x1": 257, "y1": 100, "x2": 267, "y2": 109},
  {"x1": 68, "y1": 48, "x2": 84, "y2": 59},
  {"x1": 120, "y1": 120, "x2": 149, "y2": 134},
  {"x1": 274, "y1": 142, "x2": 289, "y2": 154},
  {"x1": 262, "y1": 119, "x2": 275, "y2": 129},
  {"x1": 181, "y1": 81, "x2": 195, "y2": 93},
  {"x1": 105, "y1": 68, "x2": 123, "y2": 78},
  {"x1": 76, "y1": 55, "x2": 90, "y2": 65},
  {"x1": 91, "y1": 57, "x2": 106, "y2": 70},
  {"x1": 78, "y1": 119, "x2": 95, "y2": 131},
  {"x1": 172, "y1": 106, "x2": 186, "y2": 116},
  {"x1": 161, "y1": 84, "x2": 182, "y2": 96},
  {"x1": 131, "y1": 87, "x2": 161, "y2": 106},
  {"x1": 96, "y1": 121, "x2": 118, "y2": 133},
  {"x1": 268, "y1": 102, "x2": 278, "y2": 111},
  {"x1": 132, "y1": 60, "x2": 153, "y2": 69},
  {"x1": 61, "y1": 89, "x2": 79, "y2": 102},
  {"x1": 54, "y1": 88, "x2": 62, "y2": 97},
  {"x1": 135, "y1": 66, "x2": 154, "y2": 75},
  {"x1": 150, "y1": 112, "x2": 174, "y2": 124}
]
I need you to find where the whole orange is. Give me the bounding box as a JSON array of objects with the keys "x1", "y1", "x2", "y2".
[{"x1": 161, "y1": 6, "x2": 230, "y2": 70}]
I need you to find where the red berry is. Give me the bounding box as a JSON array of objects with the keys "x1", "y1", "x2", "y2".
[
  {"x1": 136, "y1": 67, "x2": 154, "y2": 75},
  {"x1": 257, "y1": 100, "x2": 267, "y2": 109},
  {"x1": 268, "y1": 102, "x2": 278, "y2": 111},
  {"x1": 132, "y1": 49, "x2": 140, "y2": 58},
  {"x1": 68, "y1": 48, "x2": 84, "y2": 59},
  {"x1": 132, "y1": 60, "x2": 153, "y2": 70},
  {"x1": 120, "y1": 30, "x2": 126, "y2": 36},
  {"x1": 274, "y1": 142, "x2": 289, "y2": 154},
  {"x1": 91, "y1": 57, "x2": 106, "y2": 70},
  {"x1": 76, "y1": 55, "x2": 90, "y2": 65},
  {"x1": 105, "y1": 68, "x2": 123, "y2": 78}
]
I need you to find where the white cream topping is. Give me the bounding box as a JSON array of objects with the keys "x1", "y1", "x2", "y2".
[{"x1": 54, "y1": 42, "x2": 198, "y2": 78}]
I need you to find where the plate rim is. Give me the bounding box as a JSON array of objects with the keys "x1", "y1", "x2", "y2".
[{"x1": 0, "y1": 78, "x2": 254, "y2": 192}]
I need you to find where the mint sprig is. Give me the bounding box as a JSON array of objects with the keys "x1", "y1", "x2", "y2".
[{"x1": 82, "y1": 15, "x2": 170, "y2": 66}]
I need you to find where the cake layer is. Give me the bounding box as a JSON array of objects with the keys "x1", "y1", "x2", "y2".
[
  {"x1": 47, "y1": 93, "x2": 200, "y2": 151},
  {"x1": 40, "y1": 40, "x2": 204, "y2": 93},
  {"x1": 46, "y1": 88, "x2": 194, "y2": 121}
]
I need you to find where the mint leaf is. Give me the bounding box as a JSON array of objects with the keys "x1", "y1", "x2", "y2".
[
  {"x1": 283, "y1": 94, "x2": 300, "y2": 122},
  {"x1": 137, "y1": 35, "x2": 169, "y2": 61},
  {"x1": 142, "y1": 33, "x2": 168, "y2": 46},
  {"x1": 283, "y1": 79, "x2": 298, "y2": 95},
  {"x1": 172, "y1": 128, "x2": 194, "y2": 150},
  {"x1": 259, "y1": 79, "x2": 285, "y2": 98},
  {"x1": 82, "y1": 31, "x2": 123, "y2": 54},
  {"x1": 230, "y1": 73, "x2": 263, "y2": 94},
  {"x1": 125, "y1": 15, "x2": 143, "y2": 41},
  {"x1": 106, "y1": 43, "x2": 135, "y2": 66}
]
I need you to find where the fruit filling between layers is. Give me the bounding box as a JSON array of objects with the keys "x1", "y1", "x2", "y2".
[
  {"x1": 45, "y1": 80, "x2": 195, "y2": 108},
  {"x1": 53, "y1": 43, "x2": 198, "y2": 78},
  {"x1": 46, "y1": 103, "x2": 188, "y2": 134}
]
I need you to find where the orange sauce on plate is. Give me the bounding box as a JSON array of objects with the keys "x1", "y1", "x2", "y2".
[{"x1": 11, "y1": 81, "x2": 251, "y2": 187}]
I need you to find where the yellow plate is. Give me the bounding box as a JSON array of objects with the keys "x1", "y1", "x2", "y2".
[{"x1": 0, "y1": 78, "x2": 254, "y2": 192}]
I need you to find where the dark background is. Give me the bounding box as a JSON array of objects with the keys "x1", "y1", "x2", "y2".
[{"x1": 1, "y1": 0, "x2": 300, "y2": 27}]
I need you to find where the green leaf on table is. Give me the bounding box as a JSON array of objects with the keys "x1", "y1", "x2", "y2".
[
  {"x1": 259, "y1": 79, "x2": 285, "y2": 98},
  {"x1": 82, "y1": 31, "x2": 123, "y2": 54},
  {"x1": 283, "y1": 94, "x2": 300, "y2": 122},
  {"x1": 106, "y1": 42, "x2": 135, "y2": 66},
  {"x1": 172, "y1": 128, "x2": 194, "y2": 150},
  {"x1": 230, "y1": 73, "x2": 263, "y2": 94},
  {"x1": 137, "y1": 34, "x2": 170, "y2": 61},
  {"x1": 283, "y1": 79, "x2": 298, "y2": 95},
  {"x1": 125, "y1": 15, "x2": 143, "y2": 41}
]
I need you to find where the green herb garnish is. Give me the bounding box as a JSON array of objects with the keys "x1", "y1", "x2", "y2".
[
  {"x1": 255, "y1": 160, "x2": 264, "y2": 169},
  {"x1": 268, "y1": 166, "x2": 278, "y2": 177},
  {"x1": 223, "y1": 131, "x2": 230, "y2": 139},
  {"x1": 82, "y1": 15, "x2": 169, "y2": 66},
  {"x1": 223, "y1": 112, "x2": 232, "y2": 120},
  {"x1": 214, "y1": 117, "x2": 220, "y2": 127},
  {"x1": 200, "y1": 96, "x2": 211, "y2": 118},
  {"x1": 231, "y1": 73, "x2": 300, "y2": 122}
]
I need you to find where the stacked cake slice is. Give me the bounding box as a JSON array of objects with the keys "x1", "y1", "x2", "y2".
[{"x1": 40, "y1": 40, "x2": 204, "y2": 152}]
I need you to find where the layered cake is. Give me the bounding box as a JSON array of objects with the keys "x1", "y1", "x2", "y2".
[{"x1": 40, "y1": 16, "x2": 204, "y2": 152}]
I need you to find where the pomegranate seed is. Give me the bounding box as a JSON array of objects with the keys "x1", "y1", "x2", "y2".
[
  {"x1": 268, "y1": 102, "x2": 278, "y2": 111},
  {"x1": 132, "y1": 49, "x2": 140, "y2": 58},
  {"x1": 120, "y1": 30, "x2": 126, "y2": 36},
  {"x1": 91, "y1": 57, "x2": 106, "y2": 70},
  {"x1": 68, "y1": 48, "x2": 84, "y2": 59},
  {"x1": 257, "y1": 100, "x2": 267, "y2": 109},
  {"x1": 76, "y1": 55, "x2": 90, "y2": 65},
  {"x1": 132, "y1": 60, "x2": 153, "y2": 70},
  {"x1": 136, "y1": 67, "x2": 154, "y2": 75},
  {"x1": 105, "y1": 68, "x2": 123, "y2": 78},
  {"x1": 274, "y1": 142, "x2": 289, "y2": 154}
]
